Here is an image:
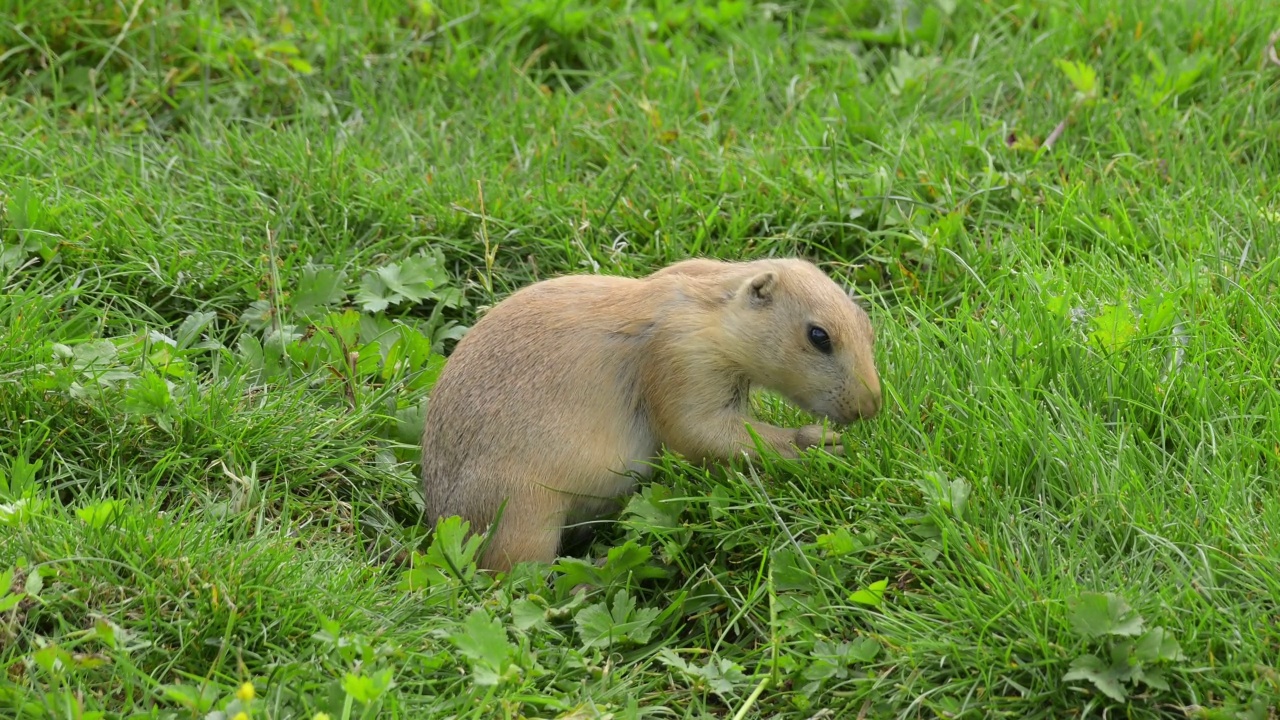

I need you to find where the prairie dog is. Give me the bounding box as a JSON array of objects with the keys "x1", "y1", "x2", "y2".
[{"x1": 420, "y1": 257, "x2": 882, "y2": 571}]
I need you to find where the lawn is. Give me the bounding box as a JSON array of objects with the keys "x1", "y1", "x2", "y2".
[{"x1": 2, "y1": 0, "x2": 1279, "y2": 717}]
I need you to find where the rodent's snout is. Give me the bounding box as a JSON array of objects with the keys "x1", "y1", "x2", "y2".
[
  {"x1": 817, "y1": 386, "x2": 881, "y2": 426},
  {"x1": 842, "y1": 394, "x2": 882, "y2": 423},
  {"x1": 840, "y1": 374, "x2": 882, "y2": 423},
  {"x1": 860, "y1": 388, "x2": 883, "y2": 419}
]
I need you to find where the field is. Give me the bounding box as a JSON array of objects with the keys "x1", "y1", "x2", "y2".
[{"x1": 2, "y1": 0, "x2": 1279, "y2": 717}]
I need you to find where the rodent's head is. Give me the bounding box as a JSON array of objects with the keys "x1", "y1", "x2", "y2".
[{"x1": 722, "y1": 260, "x2": 882, "y2": 425}]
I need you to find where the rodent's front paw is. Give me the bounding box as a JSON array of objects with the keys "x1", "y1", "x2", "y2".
[{"x1": 794, "y1": 424, "x2": 840, "y2": 450}]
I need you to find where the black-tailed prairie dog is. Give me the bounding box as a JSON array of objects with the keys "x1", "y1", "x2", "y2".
[{"x1": 420, "y1": 257, "x2": 883, "y2": 571}]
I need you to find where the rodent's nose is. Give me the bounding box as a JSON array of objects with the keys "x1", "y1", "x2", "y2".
[
  {"x1": 868, "y1": 389, "x2": 883, "y2": 416},
  {"x1": 854, "y1": 387, "x2": 882, "y2": 420}
]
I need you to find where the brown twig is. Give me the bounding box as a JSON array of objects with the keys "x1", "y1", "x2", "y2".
[
  {"x1": 476, "y1": 179, "x2": 496, "y2": 296},
  {"x1": 1041, "y1": 117, "x2": 1069, "y2": 152}
]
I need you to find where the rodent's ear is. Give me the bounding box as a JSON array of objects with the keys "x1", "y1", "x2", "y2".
[{"x1": 742, "y1": 271, "x2": 778, "y2": 307}]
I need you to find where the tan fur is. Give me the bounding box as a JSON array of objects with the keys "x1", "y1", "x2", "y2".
[{"x1": 419, "y1": 257, "x2": 882, "y2": 571}]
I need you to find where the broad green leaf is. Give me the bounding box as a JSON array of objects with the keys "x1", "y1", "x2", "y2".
[
  {"x1": 0, "y1": 497, "x2": 49, "y2": 527},
  {"x1": 355, "y1": 272, "x2": 394, "y2": 313},
  {"x1": 948, "y1": 476, "x2": 971, "y2": 521},
  {"x1": 399, "y1": 514, "x2": 486, "y2": 593},
  {"x1": 848, "y1": 636, "x2": 881, "y2": 662},
  {"x1": 70, "y1": 339, "x2": 119, "y2": 370},
  {"x1": 358, "y1": 312, "x2": 398, "y2": 355},
  {"x1": 33, "y1": 645, "x2": 72, "y2": 676},
  {"x1": 654, "y1": 649, "x2": 748, "y2": 700},
  {"x1": 1139, "y1": 292, "x2": 1178, "y2": 335},
  {"x1": 239, "y1": 299, "x2": 275, "y2": 330},
  {"x1": 450, "y1": 608, "x2": 514, "y2": 686},
  {"x1": 393, "y1": 397, "x2": 429, "y2": 446},
  {"x1": 93, "y1": 618, "x2": 119, "y2": 650},
  {"x1": 1171, "y1": 52, "x2": 1214, "y2": 93},
  {"x1": 770, "y1": 547, "x2": 816, "y2": 592},
  {"x1": 622, "y1": 483, "x2": 684, "y2": 530},
  {"x1": 23, "y1": 568, "x2": 42, "y2": 597},
  {"x1": 324, "y1": 309, "x2": 363, "y2": 349},
  {"x1": 510, "y1": 599, "x2": 548, "y2": 632},
  {"x1": 5, "y1": 179, "x2": 39, "y2": 230},
  {"x1": 0, "y1": 567, "x2": 23, "y2": 612},
  {"x1": 1135, "y1": 626, "x2": 1185, "y2": 662},
  {"x1": 1054, "y1": 59, "x2": 1098, "y2": 99},
  {"x1": 885, "y1": 53, "x2": 941, "y2": 96},
  {"x1": 848, "y1": 579, "x2": 888, "y2": 607},
  {"x1": 1044, "y1": 294, "x2": 1072, "y2": 320},
  {"x1": 1068, "y1": 592, "x2": 1115, "y2": 637},
  {"x1": 380, "y1": 334, "x2": 405, "y2": 379},
  {"x1": 357, "y1": 253, "x2": 451, "y2": 312},
  {"x1": 1, "y1": 456, "x2": 41, "y2": 499},
  {"x1": 408, "y1": 348, "x2": 447, "y2": 392},
  {"x1": 291, "y1": 265, "x2": 346, "y2": 315},
  {"x1": 1068, "y1": 592, "x2": 1145, "y2": 638},
  {"x1": 123, "y1": 373, "x2": 173, "y2": 418},
  {"x1": 1089, "y1": 303, "x2": 1138, "y2": 354},
  {"x1": 802, "y1": 657, "x2": 840, "y2": 682},
  {"x1": 260, "y1": 40, "x2": 300, "y2": 56},
  {"x1": 342, "y1": 668, "x2": 394, "y2": 703},
  {"x1": 76, "y1": 500, "x2": 126, "y2": 529},
  {"x1": 398, "y1": 325, "x2": 440, "y2": 370},
  {"x1": 146, "y1": 342, "x2": 191, "y2": 380},
  {"x1": 174, "y1": 311, "x2": 217, "y2": 350},
  {"x1": 357, "y1": 341, "x2": 383, "y2": 375},
  {"x1": 815, "y1": 527, "x2": 859, "y2": 556},
  {"x1": 803, "y1": 637, "x2": 881, "y2": 682},
  {"x1": 159, "y1": 681, "x2": 218, "y2": 707},
  {"x1": 1063, "y1": 654, "x2": 1128, "y2": 702},
  {"x1": 432, "y1": 286, "x2": 465, "y2": 309},
  {"x1": 425, "y1": 515, "x2": 485, "y2": 579},
  {"x1": 1137, "y1": 665, "x2": 1170, "y2": 691},
  {"x1": 574, "y1": 589, "x2": 661, "y2": 649},
  {"x1": 552, "y1": 540, "x2": 667, "y2": 595},
  {"x1": 379, "y1": 255, "x2": 445, "y2": 302},
  {"x1": 396, "y1": 552, "x2": 447, "y2": 592},
  {"x1": 235, "y1": 334, "x2": 264, "y2": 370},
  {"x1": 845, "y1": 4, "x2": 945, "y2": 46}
]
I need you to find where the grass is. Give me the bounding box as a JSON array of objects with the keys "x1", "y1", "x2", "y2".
[{"x1": 2, "y1": 0, "x2": 1279, "y2": 717}]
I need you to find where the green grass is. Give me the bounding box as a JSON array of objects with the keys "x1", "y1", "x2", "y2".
[{"x1": 2, "y1": 0, "x2": 1279, "y2": 717}]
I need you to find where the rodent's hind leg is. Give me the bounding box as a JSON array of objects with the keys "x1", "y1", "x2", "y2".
[{"x1": 478, "y1": 490, "x2": 570, "y2": 573}]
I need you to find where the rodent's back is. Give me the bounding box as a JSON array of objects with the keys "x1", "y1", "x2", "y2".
[{"x1": 419, "y1": 273, "x2": 671, "y2": 521}]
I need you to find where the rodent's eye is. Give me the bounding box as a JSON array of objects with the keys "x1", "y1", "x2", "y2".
[{"x1": 807, "y1": 325, "x2": 833, "y2": 354}]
